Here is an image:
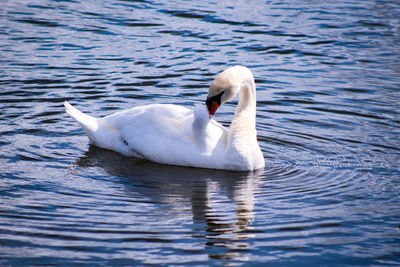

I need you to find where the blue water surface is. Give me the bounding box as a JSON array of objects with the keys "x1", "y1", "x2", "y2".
[{"x1": 1, "y1": 0, "x2": 399, "y2": 265}]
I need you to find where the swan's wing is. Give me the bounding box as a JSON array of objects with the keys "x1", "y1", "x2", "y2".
[{"x1": 105, "y1": 104, "x2": 227, "y2": 168}]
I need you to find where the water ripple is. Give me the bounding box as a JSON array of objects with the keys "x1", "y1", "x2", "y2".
[{"x1": 0, "y1": 0, "x2": 400, "y2": 265}]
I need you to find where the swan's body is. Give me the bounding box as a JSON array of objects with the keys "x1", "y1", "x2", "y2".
[{"x1": 65, "y1": 66, "x2": 265, "y2": 171}]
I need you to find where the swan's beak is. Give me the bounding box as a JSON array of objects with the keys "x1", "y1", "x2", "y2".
[
  {"x1": 206, "y1": 91, "x2": 224, "y2": 116},
  {"x1": 206, "y1": 100, "x2": 219, "y2": 116}
]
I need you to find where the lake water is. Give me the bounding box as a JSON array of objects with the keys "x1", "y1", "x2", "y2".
[{"x1": 1, "y1": 0, "x2": 400, "y2": 265}]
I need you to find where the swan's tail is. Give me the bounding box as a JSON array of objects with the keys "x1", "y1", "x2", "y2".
[{"x1": 64, "y1": 101, "x2": 99, "y2": 144}]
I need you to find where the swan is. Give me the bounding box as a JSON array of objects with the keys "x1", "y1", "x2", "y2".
[{"x1": 64, "y1": 65, "x2": 265, "y2": 171}]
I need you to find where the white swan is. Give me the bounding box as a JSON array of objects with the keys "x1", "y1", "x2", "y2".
[{"x1": 65, "y1": 65, "x2": 265, "y2": 171}]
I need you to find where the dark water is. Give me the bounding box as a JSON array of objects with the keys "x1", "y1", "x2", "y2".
[{"x1": 1, "y1": 0, "x2": 400, "y2": 265}]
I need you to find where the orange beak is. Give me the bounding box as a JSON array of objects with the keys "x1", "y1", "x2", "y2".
[
  {"x1": 207, "y1": 101, "x2": 220, "y2": 116},
  {"x1": 206, "y1": 91, "x2": 224, "y2": 116}
]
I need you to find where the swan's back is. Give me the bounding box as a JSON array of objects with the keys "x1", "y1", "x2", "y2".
[{"x1": 99, "y1": 104, "x2": 228, "y2": 168}]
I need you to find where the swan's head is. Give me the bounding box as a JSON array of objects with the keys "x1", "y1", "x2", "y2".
[{"x1": 206, "y1": 66, "x2": 250, "y2": 116}]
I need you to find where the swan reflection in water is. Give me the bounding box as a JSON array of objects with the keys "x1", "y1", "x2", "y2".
[{"x1": 75, "y1": 146, "x2": 263, "y2": 262}]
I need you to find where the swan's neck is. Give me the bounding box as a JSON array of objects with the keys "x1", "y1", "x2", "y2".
[
  {"x1": 227, "y1": 77, "x2": 257, "y2": 148},
  {"x1": 220, "y1": 67, "x2": 264, "y2": 170},
  {"x1": 225, "y1": 77, "x2": 260, "y2": 169},
  {"x1": 234, "y1": 78, "x2": 257, "y2": 126}
]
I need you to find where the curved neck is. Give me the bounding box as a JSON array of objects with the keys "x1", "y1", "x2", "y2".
[
  {"x1": 235, "y1": 78, "x2": 257, "y2": 123},
  {"x1": 228, "y1": 77, "x2": 257, "y2": 144}
]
